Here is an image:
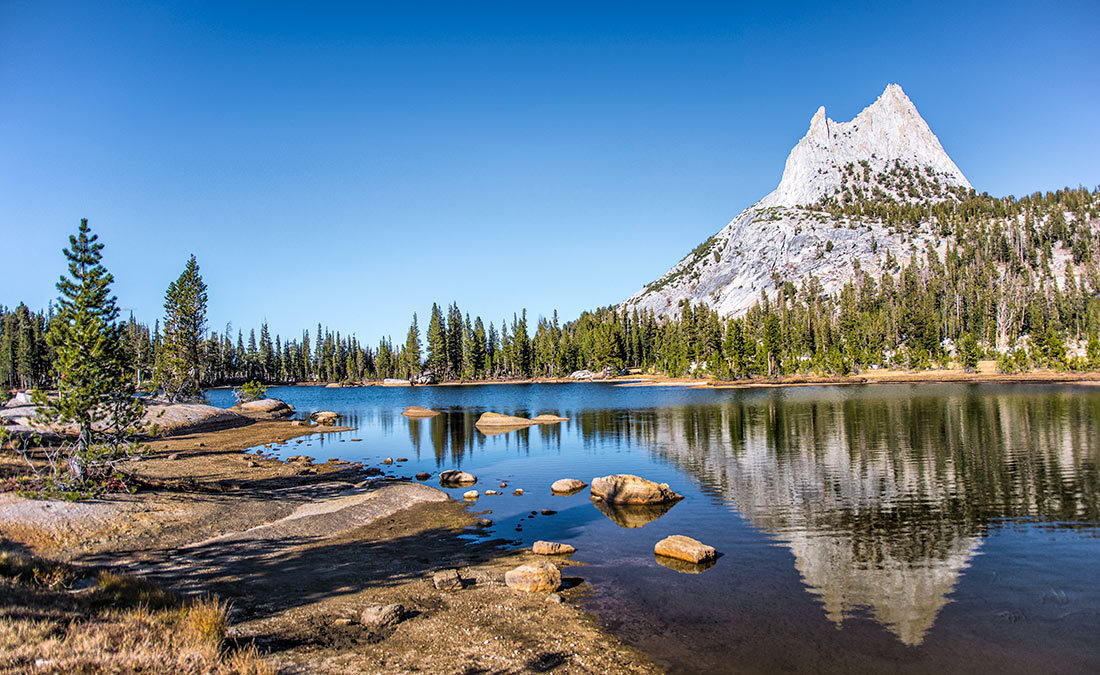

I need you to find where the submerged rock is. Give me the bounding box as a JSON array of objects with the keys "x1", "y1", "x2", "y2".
[
  {"x1": 551, "y1": 478, "x2": 587, "y2": 494},
  {"x1": 533, "y1": 541, "x2": 575, "y2": 555},
  {"x1": 505, "y1": 562, "x2": 561, "y2": 593},
  {"x1": 590, "y1": 474, "x2": 683, "y2": 504},
  {"x1": 475, "y1": 412, "x2": 536, "y2": 427},
  {"x1": 439, "y1": 470, "x2": 477, "y2": 486},
  {"x1": 654, "y1": 535, "x2": 717, "y2": 564},
  {"x1": 402, "y1": 406, "x2": 441, "y2": 418},
  {"x1": 415, "y1": 472, "x2": 431, "y2": 481}
]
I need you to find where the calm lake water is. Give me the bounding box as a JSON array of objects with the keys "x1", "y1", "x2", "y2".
[{"x1": 206, "y1": 382, "x2": 1100, "y2": 674}]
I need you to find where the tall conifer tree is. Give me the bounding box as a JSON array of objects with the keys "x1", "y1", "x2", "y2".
[
  {"x1": 36, "y1": 219, "x2": 142, "y2": 460},
  {"x1": 159, "y1": 255, "x2": 208, "y2": 400}
]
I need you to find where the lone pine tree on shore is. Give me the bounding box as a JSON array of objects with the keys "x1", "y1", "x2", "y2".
[{"x1": 36, "y1": 218, "x2": 142, "y2": 463}]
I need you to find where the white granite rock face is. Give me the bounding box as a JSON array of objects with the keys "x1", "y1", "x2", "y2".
[
  {"x1": 623, "y1": 84, "x2": 972, "y2": 318},
  {"x1": 760, "y1": 84, "x2": 970, "y2": 209}
]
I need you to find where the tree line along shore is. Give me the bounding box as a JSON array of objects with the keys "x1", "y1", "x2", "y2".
[{"x1": 4, "y1": 187, "x2": 1100, "y2": 399}]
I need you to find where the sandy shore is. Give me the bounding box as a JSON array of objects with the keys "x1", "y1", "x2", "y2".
[
  {"x1": 0, "y1": 418, "x2": 657, "y2": 674},
  {"x1": 613, "y1": 365, "x2": 1100, "y2": 389}
]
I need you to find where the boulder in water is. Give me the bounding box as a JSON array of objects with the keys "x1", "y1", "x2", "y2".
[
  {"x1": 531, "y1": 414, "x2": 569, "y2": 424},
  {"x1": 475, "y1": 411, "x2": 536, "y2": 428},
  {"x1": 590, "y1": 474, "x2": 683, "y2": 504},
  {"x1": 311, "y1": 410, "x2": 340, "y2": 425},
  {"x1": 551, "y1": 478, "x2": 587, "y2": 494},
  {"x1": 402, "y1": 406, "x2": 441, "y2": 417},
  {"x1": 439, "y1": 470, "x2": 477, "y2": 486},
  {"x1": 654, "y1": 535, "x2": 716, "y2": 564}
]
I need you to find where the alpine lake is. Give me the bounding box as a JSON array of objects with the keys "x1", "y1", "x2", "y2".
[{"x1": 205, "y1": 382, "x2": 1100, "y2": 674}]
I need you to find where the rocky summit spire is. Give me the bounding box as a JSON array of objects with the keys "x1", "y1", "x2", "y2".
[
  {"x1": 757, "y1": 84, "x2": 971, "y2": 208},
  {"x1": 620, "y1": 84, "x2": 977, "y2": 320}
]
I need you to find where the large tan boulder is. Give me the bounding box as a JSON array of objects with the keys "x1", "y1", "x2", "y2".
[
  {"x1": 654, "y1": 535, "x2": 716, "y2": 564},
  {"x1": 551, "y1": 478, "x2": 587, "y2": 494},
  {"x1": 504, "y1": 562, "x2": 561, "y2": 592},
  {"x1": 590, "y1": 474, "x2": 683, "y2": 504},
  {"x1": 235, "y1": 398, "x2": 295, "y2": 419},
  {"x1": 239, "y1": 398, "x2": 293, "y2": 413},
  {"x1": 143, "y1": 403, "x2": 248, "y2": 436},
  {"x1": 475, "y1": 412, "x2": 536, "y2": 427}
]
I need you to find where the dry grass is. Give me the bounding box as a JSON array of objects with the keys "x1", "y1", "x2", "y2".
[{"x1": 0, "y1": 551, "x2": 271, "y2": 674}]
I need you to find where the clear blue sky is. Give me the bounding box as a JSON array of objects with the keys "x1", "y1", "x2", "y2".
[{"x1": 2, "y1": 1, "x2": 1098, "y2": 344}]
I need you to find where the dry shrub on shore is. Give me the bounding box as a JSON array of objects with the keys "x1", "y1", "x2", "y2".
[{"x1": 0, "y1": 552, "x2": 270, "y2": 674}]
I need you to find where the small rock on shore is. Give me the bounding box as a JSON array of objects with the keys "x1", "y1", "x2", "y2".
[
  {"x1": 360, "y1": 604, "x2": 405, "y2": 629},
  {"x1": 505, "y1": 562, "x2": 561, "y2": 593},
  {"x1": 433, "y1": 569, "x2": 463, "y2": 590}
]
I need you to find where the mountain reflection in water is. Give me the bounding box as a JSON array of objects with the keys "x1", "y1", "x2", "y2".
[{"x1": 401, "y1": 387, "x2": 1100, "y2": 646}]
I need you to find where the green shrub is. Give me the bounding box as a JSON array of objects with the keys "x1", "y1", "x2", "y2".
[{"x1": 234, "y1": 381, "x2": 267, "y2": 404}]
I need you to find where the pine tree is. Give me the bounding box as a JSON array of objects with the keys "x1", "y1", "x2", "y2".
[
  {"x1": 159, "y1": 255, "x2": 208, "y2": 400},
  {"x1": 958, "y1": 333, "x2": 980, "y2": 372},
  {"x1": 404, "y1": 313, "x2": 421, "y2": 378},
  {"x1": 426, "y1": 303, "x2": 447, "y2": 376},
  {"x1": 446, "y1": 302, "x2": 463, "y2": 378},
  {"x1": 36, "y1": 219, "x2": 143, "y2": 463}
]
